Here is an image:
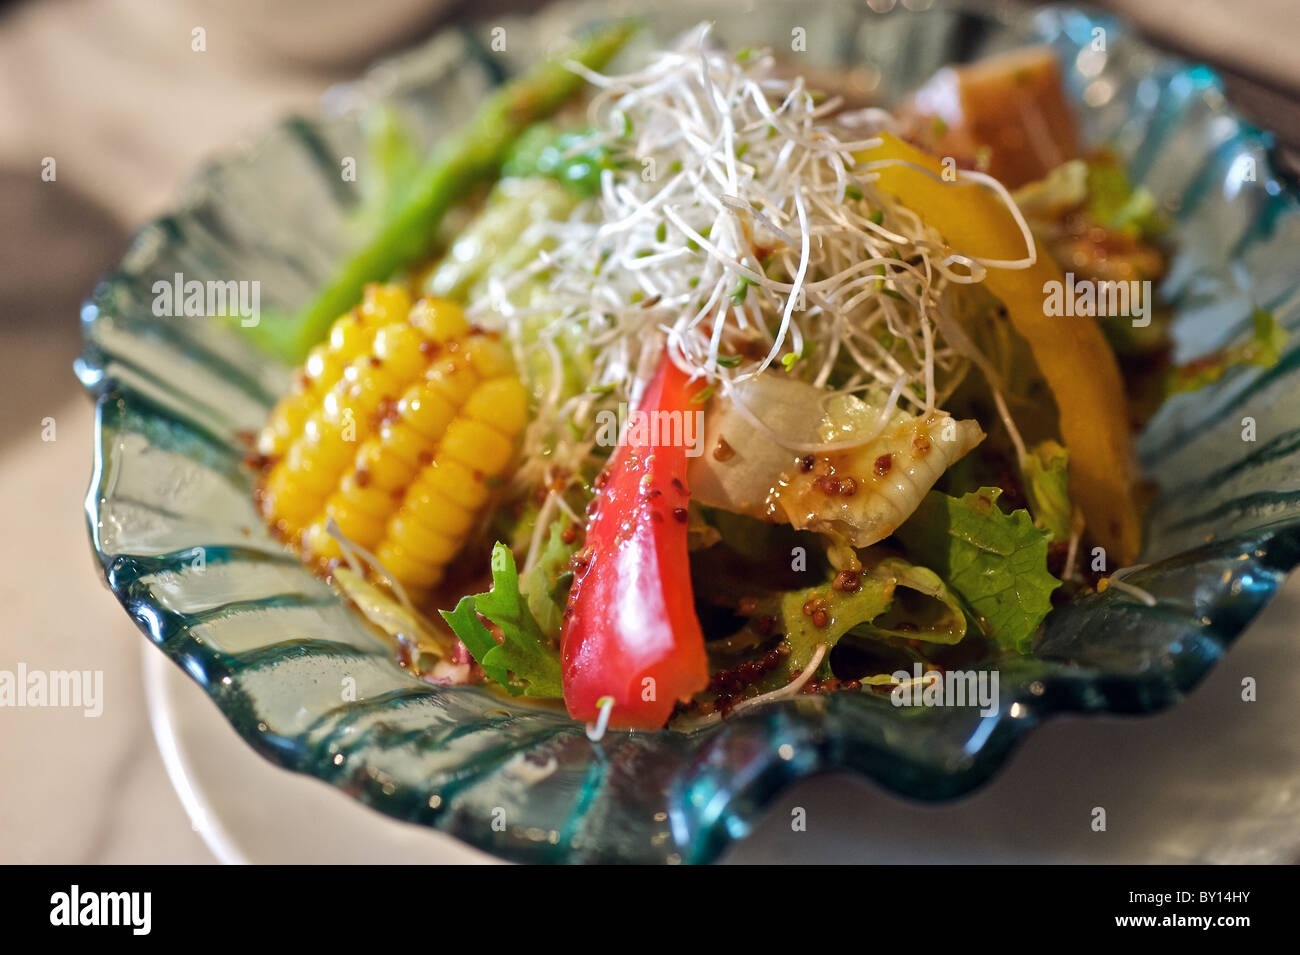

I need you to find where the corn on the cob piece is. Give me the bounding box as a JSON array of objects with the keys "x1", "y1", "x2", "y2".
[
  {"x1": 256, "y1": 284, "x2": 528, "y2": 602},
  {"x1": 258, "y1": 284, "x2": 412, "y2": 458}
]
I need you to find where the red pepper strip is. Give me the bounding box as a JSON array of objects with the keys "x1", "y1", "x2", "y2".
[{"x1": 561, "y1": 356, "x2": 710, "y2": 730}]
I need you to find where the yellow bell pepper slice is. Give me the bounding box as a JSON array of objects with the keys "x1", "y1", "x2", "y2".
[{"x1": 856, "y1": 133, "x2": 1141, "y2": 564}]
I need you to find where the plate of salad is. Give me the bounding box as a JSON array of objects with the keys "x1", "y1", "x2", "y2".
[{"x1": 80, "y1": 0, "x2": 1300, "y2": 864}]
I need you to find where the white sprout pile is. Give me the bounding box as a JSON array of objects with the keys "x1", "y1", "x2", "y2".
[{"x1": 469, "y1": 23, "x2": 1037, "y2": 531}]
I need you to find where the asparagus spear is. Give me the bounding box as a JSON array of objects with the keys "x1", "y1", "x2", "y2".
[{"x1": 284, "y1": 21, "x2": 636, "y2": 360}]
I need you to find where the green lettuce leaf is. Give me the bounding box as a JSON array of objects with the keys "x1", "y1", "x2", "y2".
[
  {"x1": 439, "y1": 543, "x2": 563, "y2": 698},
  {"x1": 857, "y1": 557, "x2": 967, "y2": 645},
  {"x1": 422, "y1": 176, "x2": 577, "y2": 302},
  {"x1": 895, "y1": 488, "x2": 1060, "y2": 654},
  {"x1": 1023, "y1": 440, "x2": 1072, "y2": 542},
  {"x1": 764, "y1": 556, "x2": 967, "y2": 686},
  {"x1": 503, "y1": 123, "x2": 626, "y2": 197},
  {"x1": 333, "y1": 567, "x2": 454, "y2": 662},
  {"x1": 520, "y1": 519, "x2": 579, "y2": 641},
  {"x1": 770, "y1": 573, "x2": 897, "y2": 685},
  {"x1": 1085, "y1": 154, "x2": 1163, "y2": 238}
]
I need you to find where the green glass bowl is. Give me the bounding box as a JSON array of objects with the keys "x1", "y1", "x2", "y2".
[{"x1": 79, "y1": 0, "x2": 1300, "y2": 863}]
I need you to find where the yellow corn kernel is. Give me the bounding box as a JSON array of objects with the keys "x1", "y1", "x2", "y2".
[
  {"x1": 371, "y1": 322, "x2": 433, "y2": 382},
  {"x1": 402, "y1": 485, "x2": 476, "y2": 539},
  {"x1": 263, "y1": 437, "x2": 352, "y2": 538},
  {"x1": 396, "y1": 383, "x2": 457, "y2": 443},
  {"x1": 359, "y1": 283, "x2": 411, "y2": 325},
  {"x1": 279, "y1": 443, "x2": 347, "y2": 501},
  {"x1": 409, "y1": 297, "x2": 469, "y2": 342},
  {"x1": 319, "y1": 388, "x2": 363, "y2": 436},
  {"x1": 423, "y1": 355, "x2": 480, "y2": 408},
  {"x1": 440, "y1": 418, "x2": 515, "y2": 475},
  {"x1": 323, "y1": 497, "x2": 387, "y2": 549},
  {"x1": 374, "y1": 541, "x2": 444, "y2": 589},
  {"x1": 409, "y1": 457, "x2": 490, "y2": 512},
  {"x1": 340, "y1": 356, "x2": 405, "y2": 416},
  {"x1": 386, "y1": 514, "x2": 459, "y2": 565},
  {"x1": 354, "y1": 440, "x2": 417, "y2": 492},
  {"x1": 323, "y1": 384, "x2": 388, "y2": 447},
  {"x1": 303, "y1": 345, "x2": 344, "y2": 389},
  {"x1": 328, "y1": 312, "x2": 373, "y2": 364},
  {"x1": 463, "y1": 377, "x2": 529, "y2": 437},
  {"x1": 260, "y1": 321, "x2": 364, "y2": 458},
  {"x1": 258, "y1": 390, "x2": 313, "y2": 457},
  {"x1": 303, "y1": 518, "x2": 344, "y2": 561},
  {"x1": 376, "y1": 420, "x2": 435, "y2": 471},
  {"x1": 260, "y1": 468, "x2": 322, "y2": 527},
  {"x1": 335, "y1": 473, "x2": 396, "y2": 518},
  {"x1": 298, "y1": 415, "x2": 354, "y2": 470},
  {"x1": 259, "y1": 309, "x2": 375, "y2": 459},
  {"x1": 462, "y1": 336, "x2": 514, "y2": 380}
]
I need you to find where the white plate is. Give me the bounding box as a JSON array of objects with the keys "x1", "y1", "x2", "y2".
[
  {"x1": 145, "y1": 643, "x2": 498, "y2": 864},
  {"x1": 147, "y1": 572, "x2": 1300, "y2": 864}
]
